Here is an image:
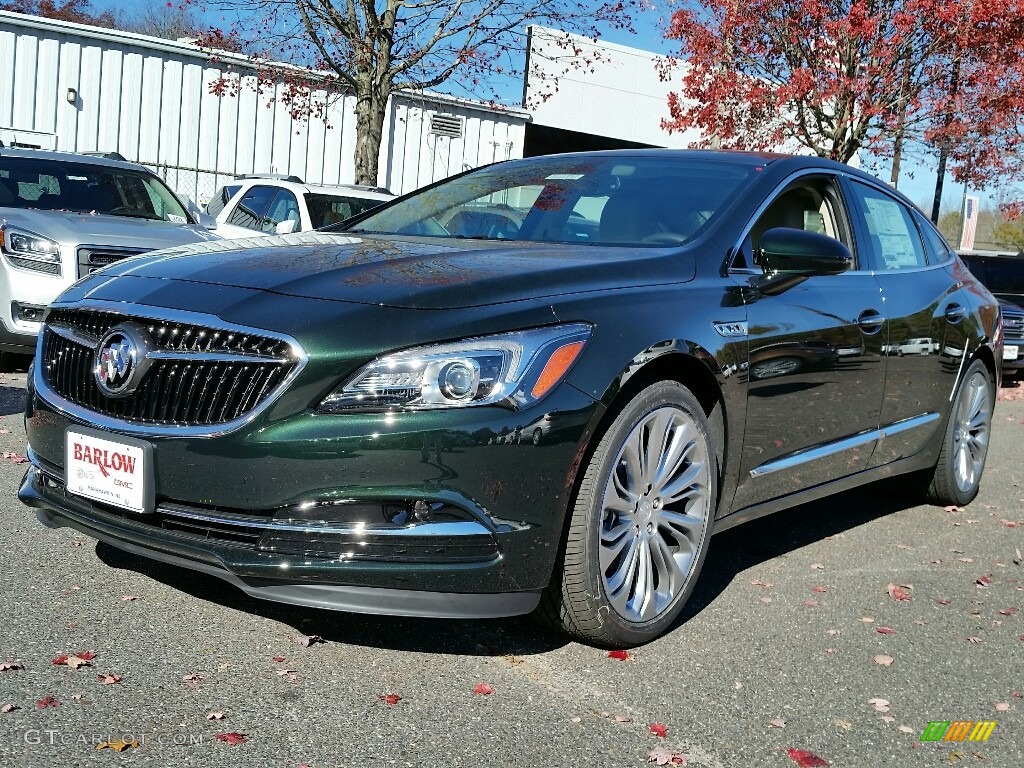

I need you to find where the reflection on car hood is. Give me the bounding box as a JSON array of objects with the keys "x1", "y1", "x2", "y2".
[
  {"x1": 0, "y1": 208, "x2": 218, "y2": 248},
  {"x1": 90, "y1": 232, "x2": 696, "y2": 309}
]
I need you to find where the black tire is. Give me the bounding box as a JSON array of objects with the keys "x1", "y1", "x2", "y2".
[
  {"x1": 532, "y1": 428, "x2": 543, "y2": 446},
  {"x1": 538, "y1": 381, "x2": 717, "y2": 647},
  {"x1": 922, "y1": 359, "x2": 994, "y2": 506}
]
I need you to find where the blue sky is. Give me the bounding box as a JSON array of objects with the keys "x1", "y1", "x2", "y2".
[{"x1": 94, "y1": 0, "x2": 985, "y2": 215}]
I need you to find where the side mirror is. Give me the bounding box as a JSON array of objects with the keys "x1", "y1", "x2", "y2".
[
  {"x1": 759, "y1": 228, "x2": 853, "y2": 275},
  {"x1": 276, "y1": 220, "x2": 298, "y2": 235},
  {"x1": 197, "y1": 212, "x2": 218, "y2": 230}
]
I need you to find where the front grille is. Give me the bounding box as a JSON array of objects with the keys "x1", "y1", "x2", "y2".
[
  {"x1": 40, "y1": 308, "x2": 298, "y2": 427},
  {"x1": 1002, "y1": 315, "x2": 1024, "y2": 341},
  {"x1": 77, "y1": 247, "x2": 149, "y2": 279}
]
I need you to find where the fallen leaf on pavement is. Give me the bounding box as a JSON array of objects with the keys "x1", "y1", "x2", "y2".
[
  {"x1": 966, "y1": 637, "x2": 985, "y2": 644},
  {"x1": 786, "y1": 747, "x2": 830, "y2": 767},
  {"x1": 874, "y1": 654, "x2": 895, "y2": 666},
  {"x1": 473, "y1": 682, "x2": 494, "y2": 695},
  {"x1": 976, "y1": 575, "x2": 993, "y2": 588},
  {"x1": 994, "y1": 702, "x2": 1010, "y2": 712},
  {"x1": 647, "y1": 746, "x2": 687, "y2": 765},
  {"x1": 649, "y1": 723, "x2": 668, "y2": 738},
  {"x1": 214, "y1": 732, "x2": 247, "y2": 746},
  {"x1": 750, "y1": 579, "x2": 774, "y2": 588},
  {"x1": 207, "y1": 711, "x2": 226, "y2": 720},
  {"x1": 36, "y1": 694, "x2": 60, "y2": 709},
  {"x1": 121, "y1": 595, "x2": 138, "y2": 601},
  {"x1": 96, "y1": 674, "x2": 121, "y2": 685},
  {"x1": 935, "y1": 598, "x2": 953, "y2": 606},
  {"x1": 810, "y1": 563, "x2": 825, "y2": 570},
  {"x1": 379, "y1": 694, "x2": 401, "y2": 706},
  {"x1": 812, "y1": 586, "x2": 827, "y2": 593},
  {"x1": 0, "y1": 661, "x2": 23, "y2": 671},
  {"x1": 760, "y1": 596, "x2": 773, "y2": 604},
  {"x1": 607, "y1": 650, "x2": 632, "y2": 661},
  {"x1": 96, "y1": 740, "x2": 138, "y2": 752},
  {"x1": 801, "y1": 599, "x2": 820, "y2": 608},
  {"x1": 898, "y1": 725, "x2": 914, "y2": 734},
  {"x1": 868, "y1": 698, "x2": 890, "y2": 713},
  {"x1": 998, "y1": 607, "x2": 1018, "y2": 616},
  {"x1": 876, "y1": 626, "x2": 895, "y2": 635},
  {"x1": 182, "y1": 673, "x2": 204, "y2": 683},
  {"x1": 834, "y1": 720, "x2": 852, "y2": 731},
  {"x1": 1, "y1": 703, "x2": 18, "y2": 713},
  {"x1": 613, "y1": 714, "x2": 632, "y2": 723},
  {"x1": 826, "y1": 629, "x2": 841, "y2": 636},
  {"x1": 769, "y1": 718, "x2": 787, "y2": 728},
  {"x1": 887, "y1": 583, "x2": 912, "y2": 602},
  {"x1": 295, "y1": 634, "x2": 324, "y2": 647},
  {"x1": 272, "y1": 656, "x2": 286, "y2": 663},
  {"x1": 66, "y1": 655, "x2": 92, "y2": 670}
]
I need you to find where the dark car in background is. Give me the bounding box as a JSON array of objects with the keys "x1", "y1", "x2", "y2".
[
  {"x1": 958, "y1": 251, "x2": 1024, "y2": 376},
  {"x1": 20, "y1": 150, "x2": 1000, "y2": 646}
]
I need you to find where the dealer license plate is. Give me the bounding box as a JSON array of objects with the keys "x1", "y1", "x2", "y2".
[
  {"x1": 1004, "y1": 345, "x2": 1019, "y2": 361},
  {"x1": 65, "y1": 428, "x2": 150, "y2": 513}
]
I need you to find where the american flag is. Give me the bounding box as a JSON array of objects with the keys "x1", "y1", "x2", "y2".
[{"x1": 959, "y1": 196, "x2": 980, "y2": 250}]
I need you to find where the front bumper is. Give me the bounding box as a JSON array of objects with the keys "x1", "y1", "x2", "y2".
[
  {"x1": 23, "y1": 381, "x2": 599, "y2": 617},
  {"x1": 21, "y1": 465, "x2": 538, "y2": 618}
]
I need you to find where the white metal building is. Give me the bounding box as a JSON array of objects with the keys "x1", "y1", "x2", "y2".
[{"x1": 0, "y1": 11, "x2": 528, "y2": 204}]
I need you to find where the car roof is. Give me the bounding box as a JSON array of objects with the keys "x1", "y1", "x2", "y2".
[
  {"x1": 0, "y1": 146, "x2": 154, "y2": 174},
  {"x1": 230, "y1": 177, "x2": 393, "y2": 200}
]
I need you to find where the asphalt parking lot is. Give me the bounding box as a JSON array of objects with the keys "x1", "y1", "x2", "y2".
[{"x1": 0, "y1": 367, "x2": 1021, "y2": 768}]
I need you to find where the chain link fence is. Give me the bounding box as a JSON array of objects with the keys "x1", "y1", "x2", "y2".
[{"x1": 141, "y1": 161, "x2": 234, "y2": 214}]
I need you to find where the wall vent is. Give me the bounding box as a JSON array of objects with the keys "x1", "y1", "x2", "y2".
[{"x1": 429, "y1": 114, "x2": 463, "y2": 139}]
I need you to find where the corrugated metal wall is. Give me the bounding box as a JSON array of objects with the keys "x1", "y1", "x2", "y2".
[{"x1": 0, "y1": 11, "x2": 528, "y2": 203}]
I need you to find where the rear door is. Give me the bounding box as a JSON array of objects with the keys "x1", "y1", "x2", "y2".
[{"x1": 841, "y1": 179, "x2": 969, "y2": 468}]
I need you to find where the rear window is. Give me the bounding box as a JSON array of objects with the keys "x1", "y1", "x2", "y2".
[
  {"x1": 306, "y1": 193, "x2": 388, "y2": 228},
  {"x1": 0, "y1": 156, "x2": 189, "y2": 222}
]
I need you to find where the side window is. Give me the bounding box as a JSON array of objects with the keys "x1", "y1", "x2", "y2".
[
  {"x1": 846, "y1": 181, "x2": 926, "y2": 270},
  {"x1": 226, "y1": 185, "x2": 276, "y2": 231},
  {"x1": 735, "y1": 178, "x2": 849, "y2": 270},
  {"x1": 206, "y1": 184, "x2": 241, "y2": 217},
  {"x1": 914, "y1": 210, "x2": 954, "y2": 265},
  {"x1": 262, "y1": 189, "x2": 301, "y2": 233}
]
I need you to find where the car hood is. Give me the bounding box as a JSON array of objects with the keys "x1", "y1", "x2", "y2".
[
  {"x1": 0, "y1": 207, "x2": 219, "y2": 248},
  {"x1": 92, "y1": 231, "x2": 697, "y2": 309}
]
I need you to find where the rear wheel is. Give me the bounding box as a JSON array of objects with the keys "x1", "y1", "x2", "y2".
[
  {"x1": 923, "y1": 359, "x2": 993, "y2": 506},
  {"x1": 540, "y1": 381, "x2": 717, "y2": 647}
]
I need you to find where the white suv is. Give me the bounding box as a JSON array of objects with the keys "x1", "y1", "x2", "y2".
[
  {"x1": 0, "y1": 147, "x2": 219, "y2": 366},
  {"x1": 205, "y1": 176, "x2": 393, "y2": 238}
]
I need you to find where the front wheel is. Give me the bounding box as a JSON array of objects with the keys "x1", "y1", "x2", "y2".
[
  {"x1": 539, "y1": 381, "x2": 717, "y2": 647},
  {"x1": 923, "y1": 359, "x2": 994, "y2": 506}
]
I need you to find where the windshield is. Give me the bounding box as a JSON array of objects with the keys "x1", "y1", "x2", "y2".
[
  {"x1": 306, "y1": 193, "x2": 388, "y2": 228},
  {"x1": 347, "y1": 155, "x2": 756, "y2": 247},
  {"x1": 0, "y1": 157, "x2": 191, "y2": 222}
]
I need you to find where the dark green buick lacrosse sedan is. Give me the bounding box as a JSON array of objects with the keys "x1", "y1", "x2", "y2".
[{"x1": 20, "y1": 150, "x2": 1001, "y2": 646}]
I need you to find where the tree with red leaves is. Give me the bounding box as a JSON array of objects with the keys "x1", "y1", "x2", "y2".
[
  {"x1": 661, "y1": 0, "x2": 1024, "y2": 218},
  {"x1": 195, "y1": 0, "x2": 637, "y2": 185},
  {"x1": 0, "y1": 0, "x2": 115, "y2": 27}
]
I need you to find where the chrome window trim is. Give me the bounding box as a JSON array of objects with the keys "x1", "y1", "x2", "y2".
[{"x1": 35, "y1": 299, "x2": 309, "y2": 439}]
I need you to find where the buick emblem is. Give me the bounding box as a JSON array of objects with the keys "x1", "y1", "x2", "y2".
[{"x1": 94, "y1": 323, "x2": 154, "y2": 397}]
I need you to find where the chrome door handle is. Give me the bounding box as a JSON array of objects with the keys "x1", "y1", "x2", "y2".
[
  {"x1": 857, "y1": 310, "x2": 885, "y2": 334},
  {"x1": 945, "y1": 304, "x2": 967, "y2": 323}
]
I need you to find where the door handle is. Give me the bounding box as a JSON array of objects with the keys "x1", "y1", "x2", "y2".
[
  {"x1": 945, "y1": 303, "x2": 967, "y2": 324},
  {"x1": 857, "y1": 309, "x2": 885, "y2": 334}
]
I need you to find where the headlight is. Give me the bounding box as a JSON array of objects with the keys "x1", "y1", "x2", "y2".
[
  {"x1": 1, "y1": 225, "x2": 62, "y2": 274},
  {"x1": 318, "y1": 323, "x2": 592, "y2": 413}
]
